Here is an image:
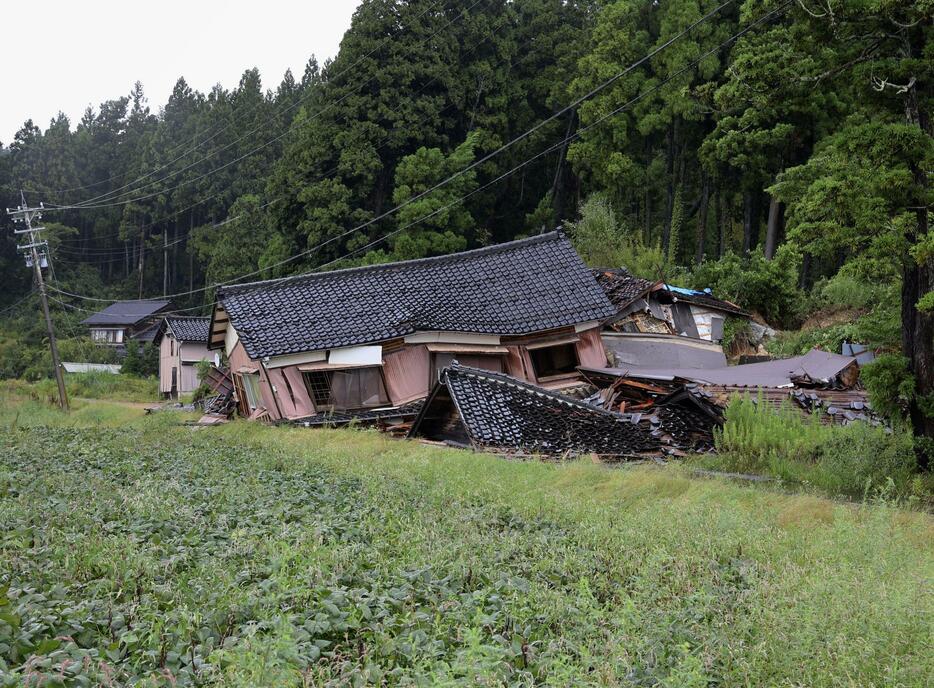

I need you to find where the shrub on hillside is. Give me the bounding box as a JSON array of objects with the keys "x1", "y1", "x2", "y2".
[
  {"x1": 687, "y1": 248, "x2": 805, "y2": 328},
  {"x1": 567, "y1": 194, "x2": 672, "y2": 279}
]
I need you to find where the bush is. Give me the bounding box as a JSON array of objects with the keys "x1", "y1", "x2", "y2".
[
  {"x1": 687, "y1": 248, "x2": 805, "y2": 327},
  {"x1": 712, "y1": 395, "x2": 919, "y2": 499},
  {"x1": 567, "y1": 194, "x2": 671, "y2": 279}
]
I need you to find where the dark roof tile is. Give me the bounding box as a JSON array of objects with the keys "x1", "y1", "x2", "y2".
[
  {"x1": 166, "y1": 316, "x2": 211, "y2": 343},
  {"x1": 217, "y1": 233, "x2": 615, "y2": 359},
  {"x1": 409, "y1": 363, "x2": 660, "y2": 457},
  {"x1": 81, "y1": 300, "x2": 173, "y2": 326}
]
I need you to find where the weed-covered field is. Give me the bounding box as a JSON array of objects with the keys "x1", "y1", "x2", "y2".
[{"x1": 0, "y1": 397, "x2": 931, "y2": 686}]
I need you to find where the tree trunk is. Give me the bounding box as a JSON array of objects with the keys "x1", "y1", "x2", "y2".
[
  {"x1": 903, "y1": 74, "x2": 933, "y2": 470},
  {"x1": 764, "y1": 194, "x2": 783, "y2": 260},
  {"x1": 138, "y1": 228, "x2": 145, "y2": 300},
  {"x1": 662, "y1": 123, "x2": 676, "y2": 251},
  {"x1": 716, "y1": 190, "x2": 727, "y2": 258},
  {"x1": 742, "y1": 191, "x2": 760, "y2": 255},
  {"x1": 163, "y1": 228, "x2": 169, "y2": 298},
  {"x1": 695, "y1": 176, "x2": 709, "y2": 266},
  {"x1": 550, "y1": 110, "x2": 577, "y2": 226},
  {"x1": 799, "y1": 252, "x2": 812, "y2": 290}
]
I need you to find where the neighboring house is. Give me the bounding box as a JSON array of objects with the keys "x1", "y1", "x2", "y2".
[
  {"x1": 156, "y1": 316, "x2": 213, "y2": 398},
  {"x1": 207, "y1": 232, "x2": 616, "y2": 422},
  {"x1": 592, "y1": 269, "x2": 749, "y2": 366},
  {"x1": 81, "y1": 300, "x2": 174, "y2": 348}
]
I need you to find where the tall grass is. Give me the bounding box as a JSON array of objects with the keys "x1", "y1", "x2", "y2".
[
  {"x1": 711, "y1": 394, "x2": 921, "y2": 499},
  {"x1": 2, "y1": 372, "x2": 158, "y2": 404}
]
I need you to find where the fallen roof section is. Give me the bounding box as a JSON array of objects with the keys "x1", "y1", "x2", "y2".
[
  {"x1": 581, "y1": 348, "x2": 859, "y2": 388},
  {"x1": 409, "y1": 363, "x2": 662, "y2": 458},
  {"x1": 214, "y1": 232, "x2": 616, "y2": 360},
  {"x1": 592, "y1": 268, "x2": 659, "y2": 311},
  {"x1": 601, "y1": 331, "x2": 727, "y2": 369}
]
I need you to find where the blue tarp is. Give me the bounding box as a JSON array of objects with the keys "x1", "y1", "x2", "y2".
[{"x1": 664, "y1": 284, "x2": 713, "y2": 296}]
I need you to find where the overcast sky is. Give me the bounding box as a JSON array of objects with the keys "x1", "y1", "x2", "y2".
[{"x1": 0, "y1": 0, "x2": 361, "y2": 144}]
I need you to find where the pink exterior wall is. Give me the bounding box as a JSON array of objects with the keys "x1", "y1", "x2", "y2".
[
  {"x1": 575, "y1": 327, "x2": 609, "y2": 369},
  {"x1": 230, "y1": 326, "x2": 611, "y2": 422},
  {"x1": 160, "y1": 336, "x2": 212, "y2": 395},
  {"x1": 383, "y1": 345, "x2": 431, "y2": 405},
  {"x1": 159, "y1": 336, "x2": 174, "y2": 394}
]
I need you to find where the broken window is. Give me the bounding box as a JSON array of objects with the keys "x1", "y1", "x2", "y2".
[
  {"x1": 303, "y1": 367, "x2": 389, "y2": 411},
  {"x1": 241, "y1": 373, "x2": 263, "y2": 411},
  {"x1": 529, "y1": 342, "x2": 579, "y2": 380}
]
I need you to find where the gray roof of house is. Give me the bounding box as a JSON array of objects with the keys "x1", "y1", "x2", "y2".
[
  {"x1": 582, "y1": 348, "x2": 858, "y2": 387},
  {"x1": 214, "y1": 232, "x2": 616, "y2": 359},
  {"x1": 81, "y1": 300, "x2": 173, "y2": 326},
  {"x1": 165, "y1": 316, "x2": 211, "y2": 343}
]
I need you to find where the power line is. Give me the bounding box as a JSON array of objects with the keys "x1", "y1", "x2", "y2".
[
  {"x1": 59, "y1": 0, "x2": 472, "y2": 210},
  {"x1": 44, "y1": 0, "x2": 775, "y2": 308},
  {"x1": 51, "y1": 0, "x2": 523, "y2": 252}
]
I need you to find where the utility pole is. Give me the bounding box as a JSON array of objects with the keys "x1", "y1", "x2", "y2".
[{"x1": 7, "y1": 192, "x2": 69, "y2": 411}]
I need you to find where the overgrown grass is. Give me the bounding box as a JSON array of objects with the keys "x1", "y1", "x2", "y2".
[
  {"x1": 0, "y1": 398, "x2": 931, "y2": 686},
  {"x1": 703, "y1": 394, "x2": 929, "y2": 501},
  {"x1": 1, "y1": 372, "x2": 158, "y2": 405}
]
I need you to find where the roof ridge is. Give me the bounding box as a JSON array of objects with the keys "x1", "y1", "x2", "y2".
[{"x1": 218, "y1": 232, "x2": 563, "y2": 297}]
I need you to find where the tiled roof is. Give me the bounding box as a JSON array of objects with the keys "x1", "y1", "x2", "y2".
[
  {"x1": 216, "y1": 233, "x2": 616, "y2": 359},
  {"x1": 592, "y1": 269, "x2": 658, "y2": 310},
  {"x1": 81, "y1": 300, "x2": 173, "y2": 326},
  {"x1": 409, "y1": 363, "x2": 660, "y2": 458},
  {"x1": 166, "y1": 316, "x2": 211, "y2": 343}
]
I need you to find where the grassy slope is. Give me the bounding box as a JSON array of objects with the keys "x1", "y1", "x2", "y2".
[{"x1": 1, "y1": 395, "x2": 931, "y2": 686}]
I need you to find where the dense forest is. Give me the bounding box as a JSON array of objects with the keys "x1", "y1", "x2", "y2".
[{"x1": 0, "y1": 0, "x2": 930, "y2": 454}]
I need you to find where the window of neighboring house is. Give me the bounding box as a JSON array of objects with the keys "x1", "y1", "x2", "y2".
[
  {"x1": 241, "y1": 373, "x2": 263, "y2": 412},
  {"x1": 91, "y1": 328, "x2": 124, "y2": 344},
  {"x1": 170, "y1": 338, "x2": 175, "y2": 356},
  {"x1": 529, "y1": 342, "x2": 579, "y2": 380},
  {"x1": 302, "y1": 367, "x2": 389, "y2": 411},
  {"x1": 430, "y1": 353, "x2": 504, "y2": 383}
]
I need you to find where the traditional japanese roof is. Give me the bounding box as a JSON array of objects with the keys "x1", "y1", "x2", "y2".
[
  {"x1": 81, "y1": 300, "x2": 173, "y2": 327},
  {"x1": 212, "y1": 232, "x2": 616, "y2": 359},
  {"x1": 409, "y1": 363, "x2": 660, "y2": 458},
  {"x1": 165, "y1": 316, "x2": 211, "y2": 343},
  {"x1": 592, "y1": 268, "x2": 659, "y2": 310}
]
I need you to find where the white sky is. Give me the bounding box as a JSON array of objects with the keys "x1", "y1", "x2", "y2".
[{"x1": 0, "y1": 0, "x2": 361, "y2": 144}]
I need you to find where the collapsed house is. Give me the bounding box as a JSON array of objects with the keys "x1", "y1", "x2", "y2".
[
  {"x1": 581, "y1": 348, "x2": 877, "y2": 426},
  {"x1": 408, "y1": 363, "x2": 722, "y2": 458},
  {"x1": 81, "y1": 299, "x2": 175, "y2": 349},
  {"x1": 207, "y1": 233, "x2": 616, "y2": 422},
  {"x1": 592, "y1": 268, "x2": 751, "y2": 368},
  {"x1": 155, "y1": 316, "x2": 214, "y2": 397}
]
